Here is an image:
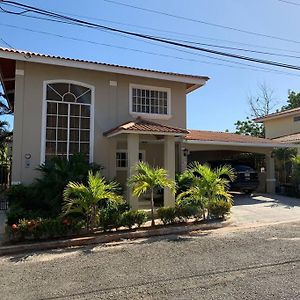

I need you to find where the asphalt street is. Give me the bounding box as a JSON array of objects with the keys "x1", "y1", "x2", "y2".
[{"x1": 0, "y1": 221, "x2": 299, "y2": 300}]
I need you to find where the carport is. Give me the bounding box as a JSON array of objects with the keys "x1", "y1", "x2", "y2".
[{"x1": 182, "y1": 130, "x2": 294, "y2": 194}]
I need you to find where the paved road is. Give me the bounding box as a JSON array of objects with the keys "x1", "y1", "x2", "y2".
[
  {"x1": 232, "y1": 193, "x2": 300, "y2": 226},
  {"x1": 0, "y1": 221, "x2": 299, "y2": 300}
]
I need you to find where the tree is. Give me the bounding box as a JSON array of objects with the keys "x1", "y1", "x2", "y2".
[
  {"x1": 234, "y1": 118, "x2": 264, "y2": 137},
  {"x1": 281, "y1": 90, "x2": 300, "y2": 111},
  {"x1": 63, "y1": 171, "x2": 123, "y2": 230},
  {"x1": 128, "y1": 162, "x2": 176, "y2": 227},
  {"x1": 234, "y1": 83, "x2": 277, "y2": 137},
  {"x1": 34, "y1": 154, "x2": 102, "y2": 216},
  {"x1": 177, "y1": 162, "x2": 236, "y2": 219},
  {"x1": 247, "y1": 83, "x2": 277, "y2": 118}
]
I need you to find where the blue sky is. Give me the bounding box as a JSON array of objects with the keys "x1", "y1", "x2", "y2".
[{"x1": 1, "y1": 0, "x2": 300, "y2": 131}]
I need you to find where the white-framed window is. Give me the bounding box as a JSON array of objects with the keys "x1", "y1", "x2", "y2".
[
  {"x1": 41, "y1": 81, "x2": 94, "y2": 163},
  {"x1": 116, "y1": 150, "x2": 145, "y2": 169},
  {"x1": 129, "y1": 84, "x2": 171, "y2": 119}
]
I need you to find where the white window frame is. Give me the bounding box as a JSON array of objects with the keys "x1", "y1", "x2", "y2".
[
  {"x1": 116, "y1": 149, "x2": 146, "y2": 170},
  {"x1": 129, "y1": 83, "x2": 171, "y2": 120},
  {"x1": 41, "y1": 80, "x2": 95, "y2": 164}
]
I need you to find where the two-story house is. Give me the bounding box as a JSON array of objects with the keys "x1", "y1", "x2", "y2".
[
  {"x1": 255, "y1": 107, "x2": 300, "y2": 154},
  {"x1": 0, "y1": 47, "x2": 289, "y2": 208}
]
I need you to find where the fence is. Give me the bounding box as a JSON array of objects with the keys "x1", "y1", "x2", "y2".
[{"x1": 0, "y1": 199, "x2": 8, "y2": 211}]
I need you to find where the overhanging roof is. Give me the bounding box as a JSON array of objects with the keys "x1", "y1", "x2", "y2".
[
  {"x1": 0, "y1": 47, "x2": 209, "y2": 94},
  {"x1": 272, "y1": 133, "x2": 300, "y2": 144},
  {"x1": 103, "y1": 118, "x2": 189, "y2": 137},
  {"x1": 185, "y1": 130, "x2": 294, "y2": 148},
  {"x1": 254, "y1": 107, "x2": 300, "y2": 122}
]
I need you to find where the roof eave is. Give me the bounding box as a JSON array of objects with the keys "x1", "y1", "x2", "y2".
[
  {"x1": 0, "y1": 49, "x2": 208, "y2": 88},
  {"x1": 185, "y1": 139, "x2": 294, "y2": 148},
  {"x1": 105, "y1": 129, "x2": 188, "y2": 138}
]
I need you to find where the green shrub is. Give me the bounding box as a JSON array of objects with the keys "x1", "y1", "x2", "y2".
[
  {"x1": 8, "y1": 217, "x2": 85, "y2": 241},
  {"x1": 98, "y1": 201, "x2": 129, "y2": 231},
  {"x1": 6, "y1": 155, "x2": 103, "y2": 224},
  {"x1": 120, "y1": 210, "x2": 147, "y2": 229},
  {"x1": 207, "y1": 200, "x2": 232, "y2": 219},
  {"x1": 176, "y1": 203, "x2": 200, "y2": 222},
  {"x1": 157, "y1": 207, "x2": 177, "y2": 225},
  {"x1": 34, "y1": 154, "x2": 102, "y2": 217}
]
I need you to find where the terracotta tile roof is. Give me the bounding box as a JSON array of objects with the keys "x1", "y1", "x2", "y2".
[
  {"x1": 0, "y1": 47, "x2": 209, "y2": 81},
  {"x1": 254, "y1": 107, "x2": 300, "y2": 122},
  {"x1": 186, "y1": 130, "x2": 281, "y2": 145},
  {"x1": 272, "y1": 133, "x2": 300, "y2": 143},
  {"x1": 103, "y1": 118, "x2": 189, "y2": 137}
]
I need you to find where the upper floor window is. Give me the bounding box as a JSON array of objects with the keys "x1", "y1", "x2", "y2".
[
  {"x1": 43, "y1": 82, "x2": 93, "y2": 162},
  {"x1": 294, "y1": 116, "x2": 300, "y2": 122},
  {"x1": 129, "y1": 84, "x2": 171, "y2": 119}
]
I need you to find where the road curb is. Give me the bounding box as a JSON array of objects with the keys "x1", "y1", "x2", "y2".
[{"x1": 0, "y1": 220, "x2": 231, "y2": 256}]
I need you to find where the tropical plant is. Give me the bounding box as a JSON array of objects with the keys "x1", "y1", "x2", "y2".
[
  {"x1": 120, "y1": 210, "x2": 147, "y2": 229},
  {"x1": 291, "y1": 156, "x2": 300, "y2": 192},
  {"x1": 157, "y1": 206, "x2": 177, "y2": 225},
  {"x1": 62, "y1": 171, "x2": 124, "y2": 230},
  {"x1": 177, "y1": 162, "x2": 236, "y2": 219},
  {"x1": 34, "y1": 154, "x2": 102, "y2": 216},
  {"x1": 128, "y1": 162, "x2": 176, "y2": 227},
  {"x1": 207, "y1": 200, "x2": 232, "y2": 219}
]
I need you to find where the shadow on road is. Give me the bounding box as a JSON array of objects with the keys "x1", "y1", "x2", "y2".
[
  {"x1": 233, "y1": 193, "x2": 300, "y2": 209},
  {"x1": 6, "y1": 232, "x2": 203, "y2": 262}
]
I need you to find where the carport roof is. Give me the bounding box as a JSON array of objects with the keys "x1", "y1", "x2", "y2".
[{"x1": 185, "y1": 130, "x2": 291, "y2": 148}]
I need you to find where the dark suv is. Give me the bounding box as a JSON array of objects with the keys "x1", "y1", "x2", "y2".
[
  {"x1": 230, "y1": 164, "x2": 259, "y2": 194},
  {"x1": 207, "y1": 161, "x2": 259, "y2": 194}
]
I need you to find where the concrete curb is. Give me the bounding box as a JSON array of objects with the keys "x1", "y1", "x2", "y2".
[{"x1": 0, "y1": 220, "x2": 231, "y2": 256}]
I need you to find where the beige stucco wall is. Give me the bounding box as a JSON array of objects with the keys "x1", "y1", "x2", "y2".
[
  {"x1": 12, "y1": 61, "x2": 187, "y2": 184},
  {"x1": 264, "y1": 115, "x2": 300, "y2": 139}
]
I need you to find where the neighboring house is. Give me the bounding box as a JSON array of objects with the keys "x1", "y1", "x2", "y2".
[
  {"x1": 255, "y1": 107, "x2": 300, "y2": 154},
  {"x1": 0, "y1": 47, "x2": 290, "y2": 209}
]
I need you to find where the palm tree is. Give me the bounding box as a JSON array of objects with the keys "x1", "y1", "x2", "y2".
[
  {"x1": 177, "y1": 162, "x2": 236, "y2": 219},
  {"x1": 62, "y1": 171, "x2": 124, "y2": 230},
  {"x1": 128, "y1": 162, "x2": 176, "y2": 227}
]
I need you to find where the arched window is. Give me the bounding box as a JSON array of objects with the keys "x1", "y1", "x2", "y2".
[{"x1": 43, "y1": 82, "x2": 93, "y2": 162}]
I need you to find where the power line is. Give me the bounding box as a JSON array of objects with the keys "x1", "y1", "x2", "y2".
[
  {"x1": 0, "y1": 37, "x2": 14, "y2": 49},
  {"x1": 43, "y1": 7, "x2": 300, "y2": 56},
  {"x1": 103, "y1": 0, "x2": 300, "y2": 45},
  {"x1": 2, "y1": 1, "x2": 300, "y2": 71},
  {"x1": 2, "y1": 22, "x2": 300, "y2": 78},
  {"x1": 278, "y1": 0, "x2": 300, "y2": 6}
]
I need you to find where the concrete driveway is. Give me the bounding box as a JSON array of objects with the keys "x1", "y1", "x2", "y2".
[{"x1": 232, "y1": 193, "x2": 300, "y2": 226}]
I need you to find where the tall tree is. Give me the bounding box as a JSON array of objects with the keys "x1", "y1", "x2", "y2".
[
  {"x1": 247, "y1": 82, "x2": 277, "y2": 118},
  {"x1": 234, "y1": 83, "x2": 277, "y2": 137}
]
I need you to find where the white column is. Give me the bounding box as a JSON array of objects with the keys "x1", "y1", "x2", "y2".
[
  {"x1": 11, "y1": 61, "x2": 25, "y2": 184},
  {"x1": 108, "y1": 138, "x2": 117, "y2": 180},
  {"x1": 164, "y1": 135, "x2": 175, "y2": 207},
  {"x1": 266, "y1": 153, "x2": 276, "y2": 194},
  {"x1": 127, "y1": 134, "x2": 139, "y2": 209}
]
